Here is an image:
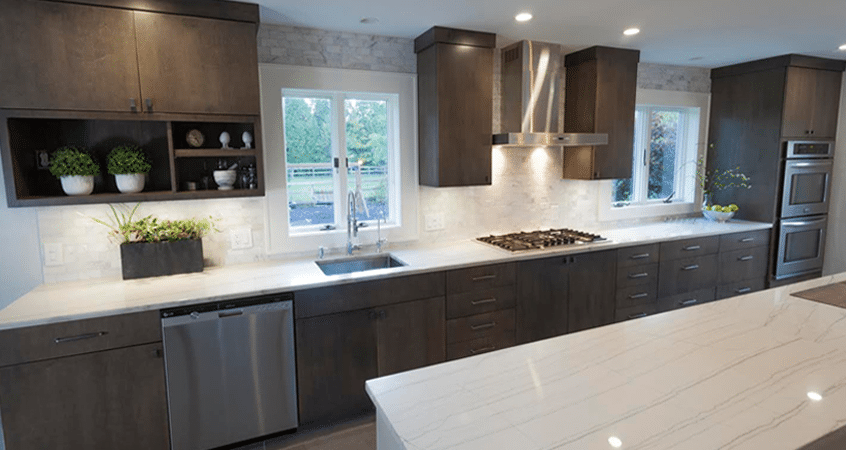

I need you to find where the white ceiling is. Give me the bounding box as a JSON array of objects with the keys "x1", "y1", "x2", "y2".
[{"x1": 256, "y1": 0, "x2": 846, "y2": 68}]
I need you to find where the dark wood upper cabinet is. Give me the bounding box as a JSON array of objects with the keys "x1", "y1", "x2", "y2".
[
  {"x1": 563, "y1": 46, "x2": 640, "y2": 180},
  {"x1": 415, "y1": 27, "x2": 495, "y2": 187},
  {"x1": 134, "y1": 11, "x2": 260, "y2": 116},
  {"x1": 782, "y1": 66, "x2": 842, "y2": 138},
  {"x1": 0, "y1": 0, "x2": 142, "y2": 112}
]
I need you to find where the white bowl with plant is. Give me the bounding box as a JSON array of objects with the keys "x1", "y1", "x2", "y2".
[
  {"x1": 107, "y1": 145, "x2": 151, "y2": 194},
  {"x1": 698, "y1": 159, "x2": 751, "y2": 222},
  {"x1": 49, "y1": 146, "x2": 100, "y2": 196}
]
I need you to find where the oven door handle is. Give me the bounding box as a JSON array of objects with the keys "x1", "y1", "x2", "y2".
[
  {"x1": 783, "y1": 218, "x2": 826, "y2": 227},
  {"x1": 790, "y1": 161, "x2": 832, "y2": 168}
]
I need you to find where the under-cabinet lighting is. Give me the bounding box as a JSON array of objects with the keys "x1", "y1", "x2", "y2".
[
  {"x1": 807, "y1": 391, "x2": 823, "y2": 401},
  {"x1": 623, "y1": 28, "x2": 640, "y2": 36},
  {"x1": 608, "y1": 436, "x2": 623, "y2": 447},
  {"x1": 515, "y1": 12, "x2": 533, "y2": 22}
]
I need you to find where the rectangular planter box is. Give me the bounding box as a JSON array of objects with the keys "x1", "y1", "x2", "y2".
[{"x1": 120, "y1": 239, "x2": 204, "y2": 280}]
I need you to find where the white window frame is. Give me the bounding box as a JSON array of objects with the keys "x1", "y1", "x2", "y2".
[
  {"x1": 260, "y1": 64, "x2": 419, "y2": 255},
  {"x1": 281, "y1": 89, "x2": 400, "y2": 235},
  {"x1": 598, "y1": 89, "x2": 710, "y2": 222}
]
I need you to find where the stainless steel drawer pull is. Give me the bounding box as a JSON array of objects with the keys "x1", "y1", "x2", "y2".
[
  {"x1": 628, "y1": 272, "x2": 649, "y2": 279},
  {"x1": 219, "y1": 311, "x2": 243, "y2": 318},
  {"x1": 683, "y1": 245, "x2": 701, "y2": 251},
  {"x1": 682, "y1": 264, "x2": 700, "y2": 271},
  {"x1": 54, "y1": 331, "x2": 108, "y2": 344},
  {"x1": 740, "y1": 237, "x2": 755, "y2": 243},
  {"x1": 472, "y1": 274, "x2": 497, "y2": 282},
  {"x1": 628, "y1": 312, "x2": 648, "y2": 319},
  {"x1": 630, "y1": 253, "x2": 650, "y2": 259},
  {"x1": 736, "y1": 287, "x2": 752, "y2": 294},
  {"x1": 470, "y1": 322, "x2": 497, "y2": 331},
  {"x1": 679, "y1": 299, "x2": 698, "y2": 306},
  {"x1": 738, "y1": 255, "x2": 754, "y2": 261},
  {"x1": 629, "y1": 292, "x2": 649, "y2": 299},
  {"x1": 470, "y1": 346, "x2": 496, "y2": 355},
  {"x1": 471, "y1": 298, "x2": 497, "y2": 306}
]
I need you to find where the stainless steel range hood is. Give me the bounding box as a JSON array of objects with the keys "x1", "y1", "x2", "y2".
[{"x1": 493, "y1": 41, "x2": 608, "y2": 147}]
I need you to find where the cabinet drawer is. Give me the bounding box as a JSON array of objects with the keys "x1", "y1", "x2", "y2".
[
  {"x1": 446, "y1": 332, "x2": 515, "y2": 361},
  {"x1": 658, "y1": 254, "x2": 719, "y2": 297},
  {"x1": 617, "y1": 244, "x2": 660, "y2": 267},
  {"x1": 446, "y1": 286, "x2": 515, "y2": 319},
  {"x1": 719, "y1": 229, "x2": 770, "y2": 252},
  {"x1": 446, "y1": 263, "x2": 516, "y2": 294},
  {"x1": 446, "y1": 309, "x2": 515, "y2": 344},
  {"x1": 719, "y1": 246, "x2": 769, "y2": 284},
  {"x1": 0, "y1": 311, "x2": 161, "y2": 367},
  {"x1": 717, "y1": 279, "x2": 766, "y2": 300},
  {"x1": 616, "y1": 263, "x2": 659, "y2": 288},
  {"x1": 660, "y1": 236, "x2": 719, "y2": 260},
  {"x1": 615, "y1": 304, "x2": 658, "y2": 323},
  {"x1": 658, "y1": 288, "x2": 716, "y2": 312},
  {"x1": 616, "y1": 284, "x2": 658, "y2": 309}
]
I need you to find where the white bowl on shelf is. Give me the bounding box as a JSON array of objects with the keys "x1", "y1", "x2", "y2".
[
  {"x1": 213, "y1": 170, "x2": 237, "y2": 190},
  {"x1": 702, "y1": 209, "x2": 735, "y2": 222}
]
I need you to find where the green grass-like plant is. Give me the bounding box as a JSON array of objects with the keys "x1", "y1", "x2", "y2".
[
  {"x1": 107, "y1": 145, "x2": 151, "y2": 175},
  {"x1": 90, "y1": 203, "x2": 218, "y2": 245},
  {"x1": 49, "y1": 146, "x2": 100, "y2": 178}
]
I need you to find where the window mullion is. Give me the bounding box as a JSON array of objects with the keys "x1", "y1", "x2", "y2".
[
  {"x1": 634, "y1": 107, "x2": 650, "y2": 203},
  {"x1": 333, "y1": 93, "x2": 347, "y2": 229}
]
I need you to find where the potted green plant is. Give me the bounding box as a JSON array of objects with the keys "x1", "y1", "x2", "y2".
[
  {"x1": 91, "y1": 204, "x2": 218, "y2": 279},
  {"x1": 49, "y1": 146, "x2": 100, "y2": 196},
  {"x1": 107, "y1": 145, "x2": 151, "y2": 194}
]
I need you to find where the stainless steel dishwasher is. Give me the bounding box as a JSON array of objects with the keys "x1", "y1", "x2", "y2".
[{"x1": 161, "y1": 293, "x2": 297, "y2": 450}]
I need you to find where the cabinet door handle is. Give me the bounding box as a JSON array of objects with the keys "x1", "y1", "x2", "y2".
[
  {"x1": 628, "y1": 272, "x2": 649, "y2": 279},
  {"x1": 682, "y1": 264, "x2": 699, "y2": 271},
  {"x1": 738, "y1": 255, "x2": 754, "y2": 261},
  {"x1": 740, "y1": 237, "x2": 755, "y2": 243},
  {"x1": 470, "y1": 322, "x2": 496, "y2": 331},
  {"x1": 471, "y1": 298, "x2": 497, "y2": 306},
  {"x1": 736, "y1": 287, "x2": 752, "y2": 294},
  {"x1": 144, "y1": 98, "x2": 153, "y2": 112},
  {"x1": 472, "y1": 274, "x2": 496, "y2": 282},
  {"x1": 369, "y1": 311, "x2": 378, "y2": 320},
  {"x1": 679, "y1": 299, "x2": 699, "y2": 306},
  {"x1": 470, "y1": 346, "x2": 496, "y2": 355},
  {"x1": 683, "y1": 245, "x2": 701, "y2": 251},
  {"x1": 129, "y1": 98, "x2": 137, "y2": 112},
  {"x1": 628, "y1": 312, "x2": 648, "y2": 319},
  {"x1": 628, "y1": 292, "x2": 649, "y2": 299},
  {"x1": 630, "y1": 253, "x2": 650, "y2": 260},
  {"x1": 54, "y1": 331, "x2": 108, "y2": 344},
  {"x1": 379, "y1": 310, "x2": 386, "y2": 319}
]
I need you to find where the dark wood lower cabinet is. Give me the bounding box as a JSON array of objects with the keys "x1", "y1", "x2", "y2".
[
  {"x1": 568, "y1": 251, "x2": 617, "y2": 333},
  {"x1": 377, "y1": 297, "x2": 445, "y2": 376},
  {"x1": 516, "y1": 256, "x2": 570, "y2": 344},
  {"x1": 0, "y1": 343, "x2": 169, "y2": 450}
]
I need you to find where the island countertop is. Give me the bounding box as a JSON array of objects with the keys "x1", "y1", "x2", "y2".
[{"x1": 366, "y1": 272, "x2": 846, "y2": 450}]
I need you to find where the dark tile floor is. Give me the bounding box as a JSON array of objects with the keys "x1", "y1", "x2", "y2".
[{"x1": 233, "y1": 415, "x2": 376, "y2": 450}]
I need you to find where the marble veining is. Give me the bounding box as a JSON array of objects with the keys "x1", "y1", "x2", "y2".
[{"x1": 367, "y1": 273, "x2": 846, "y2": 450}]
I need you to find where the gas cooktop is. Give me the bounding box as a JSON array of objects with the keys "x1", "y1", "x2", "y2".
[{"x1": 477, "y1": 228, "x2": 607, "y2": 252}]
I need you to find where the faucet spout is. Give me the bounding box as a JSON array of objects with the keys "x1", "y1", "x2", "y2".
[{"x1": 347, "y1": 190, "x2": 360, "y2": 255}]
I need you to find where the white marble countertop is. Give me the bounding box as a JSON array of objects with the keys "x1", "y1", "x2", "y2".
[
  {"x1": 366, "y1": 272, "x2": 846, "y2": 450},
  {"x1": 0, "y1": 219, "x2": 771, "y2": 330}
]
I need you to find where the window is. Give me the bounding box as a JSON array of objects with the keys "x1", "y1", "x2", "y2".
[
  {"x1": 598, "y1": 89, "x2": 709, "y2": 221},
  {"x1": 282, "y1": 90, "x2": 396, "y2": 232}
]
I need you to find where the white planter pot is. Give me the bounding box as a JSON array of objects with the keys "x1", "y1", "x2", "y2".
[
  {"x1": 60, "y1": 175, "x2": 94, "y2": 196},
  {"x1": 115, "y1": 173, "x2": 146, "y2": 194}
]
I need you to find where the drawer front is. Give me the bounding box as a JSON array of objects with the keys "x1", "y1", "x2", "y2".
[
  {"x1": 617, "y1": 244, "x2": 660, "y2": 267},
  {"x1": 719, "y1": 246, "x2": 769, "y2": 284},
  {"x1": 658, "y1": 288, "x2": 717, "y2": 312},
  {"x1": 719, "y1": 229, "x2": 770, "y2": 252},
  {"x1": 616, "y1": 263, "x2": 659, "y2": 288},
  {"x1": 446, "y1": 332, "x2": 515, "y2": 361},
  {"x1": 446, "y1": 286, "x2": 515, "y2": 319},
  {"x1": 0, "y1": 310, "x2": 162, "y2": 367},
  {"x1": 717, "y1": 278, "x2": 766, "y2": 300},
  {"x1": 660, "y1": 236, "x2": 720, "y2": 260},
  {"x1": 446, "y1": 263, "x2": 516, "y2": 294},
  {"x1": 614, "y1": 304, "x2": 658, "y2": 323},
  {"x1": 658, "y1": 254, "x2": 718, "y2": 297},
  {"x1": 616, "y1": 284, "x2": 658, "y2": 309},
  {"x1": 446, "y1": 309, "x2": 515, "y2": 344}
]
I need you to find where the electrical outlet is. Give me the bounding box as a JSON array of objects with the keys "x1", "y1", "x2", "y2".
[
  {"x1": 44, "y1": 243, "x2": 63, "y2": 266},
  {"x1": 424, "y1": 212, "x2": 445, "y2": 231},
  {"x1": 230, "y1": 227, "x2": 253, "y2": 250}
]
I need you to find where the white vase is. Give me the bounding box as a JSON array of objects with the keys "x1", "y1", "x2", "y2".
[
  {"x1": 60, "y1": 175, "x2": 94, "y2": 196},
  {"x1": 115, "y1": 173, "x2": 146, "y2": 194}
]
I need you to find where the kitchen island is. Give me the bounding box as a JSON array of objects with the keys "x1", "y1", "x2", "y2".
[{"x1": 366, "y1": 272, "x2": 846, "y2": 450}]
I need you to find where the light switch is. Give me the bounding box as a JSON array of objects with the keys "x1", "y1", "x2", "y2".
[
  {"x1": 44, "y1": 243, "x2": 63, "y2": 266},
  {"x1": 230, "y1": 227, "x2": 253, "y2": 250}
]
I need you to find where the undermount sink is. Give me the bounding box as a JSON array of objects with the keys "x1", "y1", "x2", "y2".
[{"x1": 316, "y1": 253, "x2": 407, "y2": 276}]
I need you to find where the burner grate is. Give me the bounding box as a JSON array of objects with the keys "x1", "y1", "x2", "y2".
[{"x1": 477, "y1": 228, "x2": 605, "y2": 251}]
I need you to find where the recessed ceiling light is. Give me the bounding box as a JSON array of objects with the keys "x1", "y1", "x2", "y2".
[
  {"x1": 515, "y1": 12, "x2": 533, "y2": 22},
  {"x1": 807, "y1": 391, "x2": 823, "y2": 401},
  {"x1": 839, "y1": 44, "x2": 846, "y2": 51},
  {"x1": 623, "y1": 28, "x2": 640, "y2": 36},
  {"x1": 360, "y1": 17, "x2": 378, "y2": 24}
]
